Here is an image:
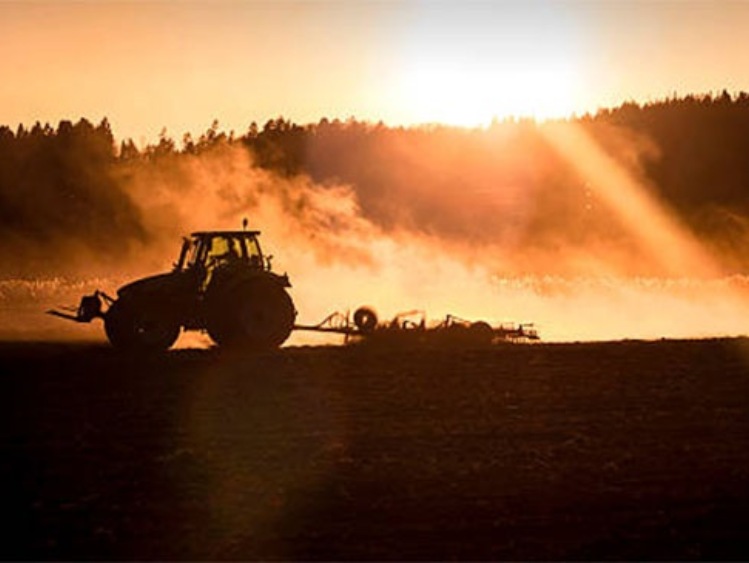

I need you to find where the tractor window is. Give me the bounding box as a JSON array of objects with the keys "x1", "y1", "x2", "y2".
[
  {"x1": 243, "y1": 236, "x2": 264, "y2": 268},
  {"x1": 245, "y1": 237, "x2": 261, "y2": 260},
  {"x1": 207, "y1": 237, "x2": 230, "y2": 260},
  {"x1": 179, "y1": 237, "x2": 202, "y2": 270},
  {"x1": 206, "y1": 236, "x2": 244, "y2": 268}
]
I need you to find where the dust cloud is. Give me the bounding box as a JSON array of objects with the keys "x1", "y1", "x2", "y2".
[
  {"x1": 114, "y1": 142, "x2": 749, "y2": 343},
  {"x1": 5, "y1": 121, "x2": 749, "y2": 344}
]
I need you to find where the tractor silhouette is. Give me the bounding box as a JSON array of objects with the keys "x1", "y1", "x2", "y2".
[{"x1": 50, "y1": 230, "x2": 296, "y2": 353}]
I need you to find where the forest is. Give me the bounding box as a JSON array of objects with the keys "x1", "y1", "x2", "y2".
[{"x1": 3, "y1": 91, "x2": 749, "y2": 277}]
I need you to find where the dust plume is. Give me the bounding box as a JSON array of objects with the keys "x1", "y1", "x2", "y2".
[{"x1": 112, "y1": 140, "x2": 749, "y2": 344}]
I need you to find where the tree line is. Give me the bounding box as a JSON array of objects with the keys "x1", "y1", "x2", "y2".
[{"x1": 3, "y1": 91, "x2": 749, "y2": 276}]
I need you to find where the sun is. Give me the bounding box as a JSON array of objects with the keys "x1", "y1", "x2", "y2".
[
  {"x1": 398, "y1": 58, "x2": 579, "y2": 126},
  {"x1": 391, "y1": 2, "x2": 583, "y2": 126}
]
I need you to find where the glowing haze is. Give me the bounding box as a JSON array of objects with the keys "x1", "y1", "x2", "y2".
[
  {"x1": 5, "y1": 0, "x2": 749, "y2": 344},
  {"x1": 3, "y1": 1, "x2": 749, "y2": 142}
]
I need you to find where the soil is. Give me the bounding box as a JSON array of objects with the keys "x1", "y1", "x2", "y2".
[{"x1": 2, "y1": 338, "x2": 748, "y2": 560}]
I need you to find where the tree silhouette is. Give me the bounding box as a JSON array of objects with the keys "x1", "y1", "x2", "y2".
[{"x1": 4, "y1": 93, "x2": 749, "y2": 276}]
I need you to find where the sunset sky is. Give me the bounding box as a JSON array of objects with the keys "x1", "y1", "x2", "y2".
[{"x1": 3, "y1": 0, "x2": 749, "y2": 144}]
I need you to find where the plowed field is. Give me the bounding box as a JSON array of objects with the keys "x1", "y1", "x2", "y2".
[{"x1": 2, "y1": 339, "x2": 748, "y2": 559}]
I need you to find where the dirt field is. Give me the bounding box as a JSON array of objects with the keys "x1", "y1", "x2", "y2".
[{"x1": 2, "y1": 338, "x2": 748, "y2": 560}]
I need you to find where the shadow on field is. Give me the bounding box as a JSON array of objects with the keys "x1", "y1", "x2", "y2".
[{"x1": 2, "y1": 339, "x2": 748, "y2": 560}]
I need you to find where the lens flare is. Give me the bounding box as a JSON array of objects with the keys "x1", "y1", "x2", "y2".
[{"x1": 542, "y1": 121, "x2": 719, "y2": 278}]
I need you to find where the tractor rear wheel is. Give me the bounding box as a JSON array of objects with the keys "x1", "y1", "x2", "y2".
[
  {"x1": 104, "y1": 299, "x2": 180, "y2": 353},
  {"x1": 206, "y1": 278, "x2": 295, "y2": 351}
]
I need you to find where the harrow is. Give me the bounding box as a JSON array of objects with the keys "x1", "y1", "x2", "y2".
[{"x1": 294, "y1": 307, "x2": 539, "y2": 345}]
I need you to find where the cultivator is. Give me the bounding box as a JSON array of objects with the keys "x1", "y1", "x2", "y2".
[{"x1": 294, "y1": 306, "x2": 539, "y2": 345}]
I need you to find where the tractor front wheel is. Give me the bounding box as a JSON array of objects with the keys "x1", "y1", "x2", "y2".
[{"x1": 104, "y1": 299, "x2": 180, "y2": 353}]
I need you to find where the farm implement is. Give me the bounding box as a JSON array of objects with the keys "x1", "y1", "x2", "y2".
[{"x1": 295, "y1": 307, "x2": 538, "y2": 345}]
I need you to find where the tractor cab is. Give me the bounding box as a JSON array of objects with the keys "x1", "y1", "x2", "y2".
[{"x1": 176, "y1": 231, "x2": 268, "y2": 275}]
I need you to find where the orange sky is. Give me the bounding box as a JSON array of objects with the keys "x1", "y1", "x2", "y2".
[{"x1": 3, "y1": 0, "x2": 749, "y2": 144}]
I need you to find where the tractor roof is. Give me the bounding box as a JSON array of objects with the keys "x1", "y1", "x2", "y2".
[{"x1": 191, "y1": 230, "x2": 261, "y2": 237}]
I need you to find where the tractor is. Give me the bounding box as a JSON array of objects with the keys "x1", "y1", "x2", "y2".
[{"x1": 49, "y1": 229, "x2": 296, "y2": 353}]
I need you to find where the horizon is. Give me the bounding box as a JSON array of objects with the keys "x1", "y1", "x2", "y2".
[{"x1": 5, "y1": 89, "x2": 747, "y2": 148}]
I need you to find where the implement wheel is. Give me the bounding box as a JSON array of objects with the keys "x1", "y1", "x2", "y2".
[{"x1": 353, "y1": 306, "x2": 378, "y2": 334}]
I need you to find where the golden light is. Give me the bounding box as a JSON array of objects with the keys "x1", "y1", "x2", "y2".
[
  {"x1": 398, "y1": 57, "x2": 578, "y2": 126},
  {"x1": 392, "y1": 2, "x2": 583, "y2": 125},
  {"x1": 541, "y1": 121, "x2": 720, "y2": 278}
]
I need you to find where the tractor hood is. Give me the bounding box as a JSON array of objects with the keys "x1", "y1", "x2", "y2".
[{"x1": 117, "y1": 272, "x2": 181, "y2": 299}]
